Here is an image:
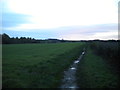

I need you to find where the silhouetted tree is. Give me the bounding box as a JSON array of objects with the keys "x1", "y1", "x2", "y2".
[
  {"x1": 2, "y1": 33, "x2": 11, "y2": 44},
  {"x1": 0, "y1": 34, "x2": 2, "y2": 44}
]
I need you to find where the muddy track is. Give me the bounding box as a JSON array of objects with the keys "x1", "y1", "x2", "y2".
[{"x1": 60, "y1": 49, "x2": 85, "y2": 89}]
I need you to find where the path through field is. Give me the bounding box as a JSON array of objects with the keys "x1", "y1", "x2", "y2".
[{"x1": 60, "y1": 50, "x2": 85, "y2": 89}]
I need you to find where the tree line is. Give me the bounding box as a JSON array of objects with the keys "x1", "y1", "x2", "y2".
[
  {"x1": 1, "y1": 33, "x2": 37, "y2": 44},
  {"x1": 0, "y1": 33, "x2": 74, "y2": 44},
  {"x1": 1, "y1": 33, "x2": 119, "y2": 44}
]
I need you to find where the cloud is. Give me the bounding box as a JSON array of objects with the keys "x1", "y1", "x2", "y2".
[
  {"x1": 2, "y1": 0, "x2": 118, "y2": 40},
  {"x1": 3, "y1": 29, "x2": 59, "y2": 39},
  {"x1": 4, "y1": 23, "x2": 117, "y2": 32},
  {"x1": 2, "y1": 0, "x2": 118, "y2": 29},
  {"x1": 2, "y1": 12, "x2": 31, "y2": 28},
  {"x1": 56, "y1": 23, "x2": 118, "y2": 35},
  {"x1": 3, "y1": 23, "x2": 118, "y2": 40},
  {"x1": 60, "y1": 30, "x2": 118, "y2": 40},
  {"x1": 61, "y1": 24, "x2": 118, "y2": 40}
]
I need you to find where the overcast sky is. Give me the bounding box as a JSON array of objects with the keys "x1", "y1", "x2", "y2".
[{"x1": 1, "y1": 0, "x2": 119, "y2": 40}]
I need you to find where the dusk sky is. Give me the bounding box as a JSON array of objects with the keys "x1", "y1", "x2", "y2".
[{"x1": 1, "y1": 0, "x2": 119, "y2": 40}]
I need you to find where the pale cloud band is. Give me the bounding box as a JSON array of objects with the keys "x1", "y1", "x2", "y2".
[{"x1": 3, "y1": 23, "x2": 118, "y2": 40}]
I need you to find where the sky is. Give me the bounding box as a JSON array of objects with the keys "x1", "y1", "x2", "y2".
[{"x1": 1, "y1": 0, "x2": 119, "y2": 40}]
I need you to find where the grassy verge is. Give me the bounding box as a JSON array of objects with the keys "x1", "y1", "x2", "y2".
[
  {"x1": 3, "y1": 42, "x2": 84, "y2": 88},
  {"x1": 76, "y1": 47, "x2": 119, "y2": 88}
]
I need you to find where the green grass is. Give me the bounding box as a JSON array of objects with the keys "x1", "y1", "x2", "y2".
[
  {"x1": 3, "y1": 42, "x2": 84, "y2": 88},
  {"x1": 0, "y1": 44, "x2": 2, "y2": 89},
  {"x1": 76, "y1": 47, "x2": 119, "y2": 88}
]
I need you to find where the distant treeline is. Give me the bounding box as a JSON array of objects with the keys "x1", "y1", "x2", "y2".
[
  {"x1": 0, "y1": 33, "x2": 119, "y2": 44},
  {"x1": 0, "y1": 33, "x2": 79, "y2": 44}
]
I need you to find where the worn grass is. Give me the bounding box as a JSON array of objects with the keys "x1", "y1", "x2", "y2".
[
  {"x1": 76, "y1": 47, "x2": 119, "y2": 88},
  {"x1": 3, "y1": 42, "x2": 84, "y2": 88}
]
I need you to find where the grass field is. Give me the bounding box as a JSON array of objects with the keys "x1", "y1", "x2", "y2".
[
  {"x1": 2, "y1": 42, "x2": 84, "y2": 88},
  {"x1": 76, "y1": 47, "x2": 119, "y2": 88}
]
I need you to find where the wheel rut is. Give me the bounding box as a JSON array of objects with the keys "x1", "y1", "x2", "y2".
[{"x1": 60, "y1": 49, "x2": 85, "y2": 89}]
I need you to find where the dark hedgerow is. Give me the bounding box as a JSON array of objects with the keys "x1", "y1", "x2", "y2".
[{"x1": 76, "y1": 41, "x2": 119, "y2": 88}]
